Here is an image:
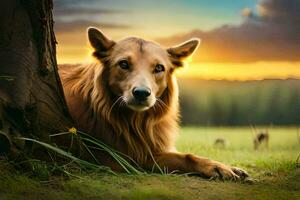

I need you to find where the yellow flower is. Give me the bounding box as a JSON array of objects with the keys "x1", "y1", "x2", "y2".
[{"x1": 68, "y1": 127, "x2": 77, "y2": 135}]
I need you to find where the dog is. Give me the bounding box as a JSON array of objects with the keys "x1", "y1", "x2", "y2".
[{"x1": 59, "y1": 27, "x2": 248, "y2": 180}]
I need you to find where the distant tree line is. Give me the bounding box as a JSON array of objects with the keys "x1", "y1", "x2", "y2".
[{"x1": 178, "y1": 79, "x2": 300, "y2": 126}]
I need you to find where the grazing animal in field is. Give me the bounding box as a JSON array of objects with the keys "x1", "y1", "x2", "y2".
[
  {"x1": 254, "y1": 132, "x2": 269, "y2": 150},
  {"x1": 214, "y1": 138, "x2": 227, "y2": 148},
  {"x1": 250, "y1": 125, "x2": 270, "y2": 150},
  {"x1": 59, "y1": 27, "x2": 248, "y2": 180}
]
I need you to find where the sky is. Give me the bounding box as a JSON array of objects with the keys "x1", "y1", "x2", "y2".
[{"x1": 53, "y1": 0, "x2": 300, "y2": 80}]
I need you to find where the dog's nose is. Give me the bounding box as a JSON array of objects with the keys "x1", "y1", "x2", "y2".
[{"x1": 132, "y1": 87, "x2": 151, "y2": 101}]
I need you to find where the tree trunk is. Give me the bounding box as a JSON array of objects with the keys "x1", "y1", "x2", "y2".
[{"x1": 0, "y1": 0, "x2": 73, "y2": 157}]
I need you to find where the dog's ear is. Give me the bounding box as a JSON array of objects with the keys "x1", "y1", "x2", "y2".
[
  {"x1": 88, "y1": 27, "x2": 115, "y2": 59},
  {"x1": 167, "y1": 38, "x2": 200, "y2": 68}
]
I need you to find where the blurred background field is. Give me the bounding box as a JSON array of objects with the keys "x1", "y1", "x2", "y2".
[
  {"x1": 178, "y1": 78, "x2": 300, "y2": 126},
  {"x1": 177, "y1": 127, "x2": 299, "y2": 176}
]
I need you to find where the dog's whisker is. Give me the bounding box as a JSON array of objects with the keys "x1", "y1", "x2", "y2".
[
  {"x1": 155, "y1": 98, "x2": 162, "y2": 111},
  {"x1": 118, "y1": 97, "x2": 127, "y2": 109},
  {"x1": 157, "y1": 98, "x2": 168, "y2": 108},
  {"x1": 108, "y1": 96, "x2": 123, "y2": 119},
  {"x1": 157, "y1": 101, "x2": 164, "y2": 111},
  {"x1": 155, "y1": 98, "x2": 167, "y2": 112},
  {"x1": 120, "y1": 97, "x2": 127, "y2": 108},
  {"x1": 152, "y1": 103, "x2": 157, "y2": 113},
  {"x1": 153, "y1": 99, "x2": 162, "y2": 114}
]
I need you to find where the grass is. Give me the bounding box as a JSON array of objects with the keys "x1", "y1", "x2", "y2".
[
  {"x1": 21, "y1": 129, "x2": 145, "y2": 175},
  {"x1": 177, "y1": 127, "x2": 300, "y2": 176},
  {"x1": 0, "y1": 126, "x2": 299, "y2": 200}
]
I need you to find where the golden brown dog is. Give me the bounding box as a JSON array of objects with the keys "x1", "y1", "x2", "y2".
[{"x1": 59, "y1": 27, "x2": 248, "y2": 180}]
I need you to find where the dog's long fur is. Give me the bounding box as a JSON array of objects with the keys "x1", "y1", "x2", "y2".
[
  {"x1": 60, "y1": 62, "x2": 178, "y2": 165},
  {"x1": 59, "y1": 27, "x2": 248, "y2": 179}
]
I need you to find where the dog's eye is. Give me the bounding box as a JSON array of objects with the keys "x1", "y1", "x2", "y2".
[
  {"x1": 154, "y1": 64, "x2": 165, "y2": 73},
  {"x1": 118, "y1": 60, "x2": 130, "y2": 70}
]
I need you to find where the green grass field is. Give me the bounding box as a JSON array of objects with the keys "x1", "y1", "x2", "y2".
[
  {"x1": 1, "y1": 127, "x2": 299, "y2": 200},
  {"x1": 177, "y1": 127, "x2": 299, "y2": 176}
]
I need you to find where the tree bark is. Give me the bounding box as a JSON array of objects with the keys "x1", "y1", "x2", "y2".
[{"x1": 0, "y1": 0, "x2": 73, "y2": 157}]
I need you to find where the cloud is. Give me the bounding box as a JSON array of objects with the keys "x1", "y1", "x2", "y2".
[
  {"x1": 159, "y1": 0, "x2": 300, "y2": 63},
  {"x1": 53, "y1": 0, "x2": 100, "y2": 8},
  {"x1": 54, "y1": 7, "x2": 121, "y2": 17},
  {"x1": 53, "y1": 0, "x2": 129, "y2": 33},
  {"x1": 54, "y1": 19, "x2": 130, "y2": 32},
  {"x1": 256, "y1": 0, "x2": 300, "y2": 23},
  {"x1": 240, "y1": 8, "x2": 253, "y2": 18}
]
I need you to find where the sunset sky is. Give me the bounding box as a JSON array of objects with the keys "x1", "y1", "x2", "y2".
[{"x1": 53, "y1": 0, "x2": 300, "y2": 80}]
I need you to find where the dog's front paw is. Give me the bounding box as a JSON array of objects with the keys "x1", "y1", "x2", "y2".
[
  {"x1": 202, "y1": 162, "x2": 249, "y2": 181},
  {"x1": 231, "y1": 166, "x2": 249, "y2": 180},
  {"x1": 186, "y1": 155, "x2": 249, "y2": 181}
]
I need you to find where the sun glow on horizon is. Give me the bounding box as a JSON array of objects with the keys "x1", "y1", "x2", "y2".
[{"x1": 176, "y1": 62, "x2": 300, "y2": 80}]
